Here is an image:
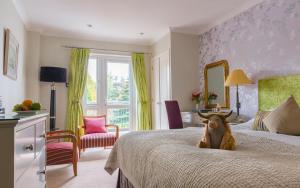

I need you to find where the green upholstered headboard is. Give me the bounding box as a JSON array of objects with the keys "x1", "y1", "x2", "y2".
[{"x1": 258, "y1": 75, "x2": 300, "y2": 111}]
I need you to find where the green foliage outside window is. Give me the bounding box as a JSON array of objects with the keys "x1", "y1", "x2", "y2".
[
  {"x1": 86, "y1": 74, "x2": 97, "y2": 104},
  {"x1": 107, "y1": 73, "x2": 129, "y2": 103},
  {"x1": 86, "y1": 72, "x2": 130, "y2": 129}
]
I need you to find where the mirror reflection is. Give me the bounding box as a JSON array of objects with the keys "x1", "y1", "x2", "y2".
[{"x1": 204, "y1": 60, "x2": 229, "y2": 108}]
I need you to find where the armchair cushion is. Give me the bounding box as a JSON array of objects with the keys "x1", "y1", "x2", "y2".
[
  {"x1": 47, "y1": 142, "x2": 74, "y2": 165},
  {"x1": 84, "y1": 117, "x2": 107, "y2": 134},
  {"x1": 80, "y1": 133, "x2": 117, "y2": 149}
]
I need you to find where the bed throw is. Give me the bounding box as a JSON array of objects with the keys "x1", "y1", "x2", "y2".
[{"x1": 105, "y1": 128, "x2": 300, "y2": 188}]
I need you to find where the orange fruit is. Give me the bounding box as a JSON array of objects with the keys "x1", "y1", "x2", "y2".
[
  {"x1": 22, "y1": 99, "x2": 33, "y2": 108},
  {"x1": 21, "y1": 105, "x2": 29, "y2": 111}
]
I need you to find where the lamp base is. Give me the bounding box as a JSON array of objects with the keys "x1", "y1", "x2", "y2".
[
  {"x1": 50, "y1": 83, "x2": 56, "y2": 131},
  {"x1": 236, "y1": 85, "x2": 241, "y2": 117},
  {"x1": 232, "y1": 115, "x2": 245, "y2": 123}
]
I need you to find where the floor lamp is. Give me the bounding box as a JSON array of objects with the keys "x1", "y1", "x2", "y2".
[
  {"x1": 225, "y1": 69, "x2": 252, "y2": 118},
  {"x1": 40, "y1": 67, "x2": 67, "y2": 131}
]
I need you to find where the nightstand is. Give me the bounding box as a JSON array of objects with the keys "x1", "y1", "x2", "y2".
[
  {"x1": 198, "y1": 111, "x2": 248, "y2": 125},
  {"x1": 226, "y1": 113, "x2": 249, "y2": 125},
  {"x1": 181, "y1": 111, "x2": 248, "y2": 127},
  {"x1": 181, "y1": 111, "x2": 205, "y2": 128}
]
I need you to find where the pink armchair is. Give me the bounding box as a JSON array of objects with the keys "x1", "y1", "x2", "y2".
[
  {"x1": 46, "y1": 130, "x2": 78, "y2": 176},
  {"x1": 77, "y1": 115, "x2": 119, "y2": 153}
]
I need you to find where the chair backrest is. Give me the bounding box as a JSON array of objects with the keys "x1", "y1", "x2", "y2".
[
  {"x1": 82, "y1": 115, "x2": 106, "y2": 129},
  {"x1": 165, "y1": 100, "x2": 183, "y2": 129}
]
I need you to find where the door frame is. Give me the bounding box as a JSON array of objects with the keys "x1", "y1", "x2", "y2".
[{"x1": 150, "y1": 50, "x2": 171, "y2": 130}]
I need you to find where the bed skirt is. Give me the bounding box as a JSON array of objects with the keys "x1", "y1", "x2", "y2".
[{"x1": 117, "y1": 169, "x2": 135, "y2": 188}]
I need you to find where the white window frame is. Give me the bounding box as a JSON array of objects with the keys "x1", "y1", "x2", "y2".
[{"x1": 83, "y1": 54, "x2": 136, "y2": 131}]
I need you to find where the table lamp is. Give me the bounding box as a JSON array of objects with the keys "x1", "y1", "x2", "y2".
[
  {"x1": 40, "y1": 66, "x2": 67, "y2": 131},
  {"x1": 225, "y1": 69, "x2": 252, "y2": 117}
]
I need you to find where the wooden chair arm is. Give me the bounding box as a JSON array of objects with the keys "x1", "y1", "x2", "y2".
[
  {"x1": 76, "y1": 126, "x2": 85, "y2": 150},
  {"x1": 77, "y1": 125, "x2": 86, "y2": 129},
  {"x1": 47, "y1": 134, "x2": 78, "y2": 147},
  {"x1": 106, "y1": 124, "x2": 119, "y2": 138},
  {"x1": 47, "y1": 130, "x2": 75, "y2": 136},
  {"x1": 47, "y1": 134, "x2": 77, "y2": 141}
]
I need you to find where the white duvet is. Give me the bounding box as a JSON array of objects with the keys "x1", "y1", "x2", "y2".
[{"x1": 105, "y1": 120, "x2": 300, "y2": 188}]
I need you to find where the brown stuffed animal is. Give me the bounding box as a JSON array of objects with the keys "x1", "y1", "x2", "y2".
[{"x1": 197, "y1": 111, "x2": 236, "y2": 150}]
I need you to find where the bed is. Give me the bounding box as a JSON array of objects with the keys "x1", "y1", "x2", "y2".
[{"x1": 105, "y1": 75, "x2": 300, "y2": 188}]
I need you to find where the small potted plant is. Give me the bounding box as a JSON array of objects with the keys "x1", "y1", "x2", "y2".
[
  {"x1": 192, "y1": 90, "x2": 204, "y2": 110},
  {"x1": 208, "y1": 92, "x2": 218, "y2": 105}
]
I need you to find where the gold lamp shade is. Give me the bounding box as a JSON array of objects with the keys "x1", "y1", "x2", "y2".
[{"x1": 225, "y1": 69, "x2": 252, "y2": 86}]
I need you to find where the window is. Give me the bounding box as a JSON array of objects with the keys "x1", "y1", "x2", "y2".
[
  {"x1": 84, "y1": 55, "x2": 135, "y2": 131},
  {"x1": 86, "y1": 58, "x2": 97, "y2": 105}
]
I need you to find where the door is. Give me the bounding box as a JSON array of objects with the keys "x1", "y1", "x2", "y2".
[
  {"x1": 84, "y1": 55, "x2": 135, "y2": 131},
  {"x1": 152, "y1": 56, "x2": 161, "y2": 129},
  {"x1": 105, "y1": 59, "x2": 134, "y2": 131},
  {"x1": 151, "y1": 51, "x2": 171, "y2": 130}
]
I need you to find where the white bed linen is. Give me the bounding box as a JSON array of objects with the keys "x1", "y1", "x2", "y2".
[{"x1": 105, "y1": 120, "x2": 300, "y2": 188}]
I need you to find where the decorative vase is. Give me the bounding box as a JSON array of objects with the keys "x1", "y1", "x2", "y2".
[
  {"x1": 199, "y1": 102, "x2": 204, "y2": 109},
  {"x1": 195, "y1": 103, "x2": 199, "y2": 111}
]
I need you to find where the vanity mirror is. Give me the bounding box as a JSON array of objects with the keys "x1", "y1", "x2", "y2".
[{"x1": 204, "y1": 60, "x2": 230, "y2": 108}]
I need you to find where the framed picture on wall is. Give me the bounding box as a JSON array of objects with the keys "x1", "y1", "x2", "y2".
[{"x1": 3, "y1": 28, "x2": 19, "y2": 80}]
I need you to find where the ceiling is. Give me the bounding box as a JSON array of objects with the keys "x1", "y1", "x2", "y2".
[{"x1": 13, "y1": 0, "x2": 264, "y2": 45}]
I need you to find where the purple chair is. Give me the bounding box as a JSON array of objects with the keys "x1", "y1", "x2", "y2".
[{"x1": 165, "y1": 100, "x2": 183, "y2": 129}]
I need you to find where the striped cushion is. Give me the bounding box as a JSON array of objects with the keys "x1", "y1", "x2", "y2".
[
  {"x1": 80, "y1": 133, "x2": 117, "y2": 149},
  {"x1": 252, "y1": 111, "x2": 271, "y2": 131},
  {"x1": 47, "y1": 142, "x2": 74, "y2": 165}
]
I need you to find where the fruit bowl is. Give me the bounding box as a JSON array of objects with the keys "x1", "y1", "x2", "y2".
[
  {"x1": 13, "y1": 99, "x2": 42, "y2": 115},
  {"x1": 14, "y1": 110, "x2": 40, "y2": 116}
]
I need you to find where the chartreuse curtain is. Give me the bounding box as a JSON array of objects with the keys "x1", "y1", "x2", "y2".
[
  {"x1": 66, "y1": 48, "x2": 90, "y2": 134},
  {"x1": 131, "y1": 53, "x2": 152, "y2": 130}
]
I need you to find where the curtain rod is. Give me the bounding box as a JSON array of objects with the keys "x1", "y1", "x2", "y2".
[{"x1": 61, "y1": 45, "x2": 151, "y2": 55}]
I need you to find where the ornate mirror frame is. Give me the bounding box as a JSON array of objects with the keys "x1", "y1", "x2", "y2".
[{"x1": 204, "y1": 60, "x2": 230, "y2": 108}]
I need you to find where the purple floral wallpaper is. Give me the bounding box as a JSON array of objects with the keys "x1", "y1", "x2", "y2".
[{"x1": 199, "y1": 0, "x2": 300, "y2": 117}]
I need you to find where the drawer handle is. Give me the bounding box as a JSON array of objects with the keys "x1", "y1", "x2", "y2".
[
  {"x1": 40, "y1": 134, "x2": 45, "y2": 138},
  {"x1": 37, "y1": 170, "x2": 46, "y2": 175},
  {"x1": 24, "y1": 144, "x2": 34, "y2": 151}
]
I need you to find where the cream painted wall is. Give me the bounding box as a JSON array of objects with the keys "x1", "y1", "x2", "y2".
[
  {"x1": 150, "y1": 31, "x2": 200, "y2": 113},
  {"x1": 151, "y1": 33, "x2": 170, "y2": 57},
  {"x1": 170, "y1": 32, "x2": 200, "y2": 111},
  {"x1": 0, "y1": 0, "x2": 27, "y2": 113},
  {"x1": 39, "y1": 35, "x2": 152, "y2": 130},
  {"x1": 25, "y1": 31, "x2": 40, "y2": 101}
]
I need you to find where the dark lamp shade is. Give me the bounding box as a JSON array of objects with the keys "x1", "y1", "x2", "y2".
[{"x1": 40, "y1": 66, "x2": 67, "y2": 83}]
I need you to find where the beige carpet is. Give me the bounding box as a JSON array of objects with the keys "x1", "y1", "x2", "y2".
[{"x1": 46, "y1": 149, "x2": 118, "y2": 188}]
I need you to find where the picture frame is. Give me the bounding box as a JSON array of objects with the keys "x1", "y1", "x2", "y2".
[{"x1": 3, "y1": 28, "x2": 19, "y2": 80}]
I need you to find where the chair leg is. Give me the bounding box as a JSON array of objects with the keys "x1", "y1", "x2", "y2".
[
  {"x1": 78, "y1": 148, "x2": 85, "y2": 157},
  {"x1": 73, "y1": 145, "x2": 78, "y2": 176},
  {"x1": 73, "y1": 161, "x2": 77, "y2": 176}
]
